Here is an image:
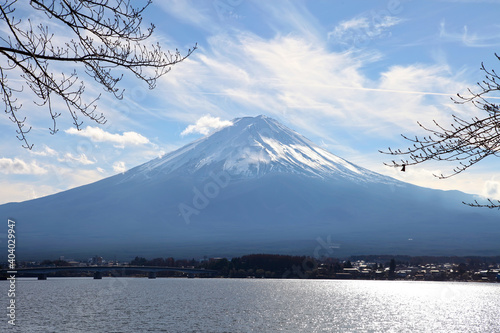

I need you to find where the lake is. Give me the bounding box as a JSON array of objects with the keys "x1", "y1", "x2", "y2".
[{"x1": 2, "y1": 278, "x2": 499, "y2": 332}]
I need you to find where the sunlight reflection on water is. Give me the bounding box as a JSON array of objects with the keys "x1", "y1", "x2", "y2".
[{"x1": 2, "y1": 278, "x2": 499, "y2": 332}]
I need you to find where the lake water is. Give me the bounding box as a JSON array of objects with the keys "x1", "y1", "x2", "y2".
[{"x1": 1, "y1": 278, "x2": 499, "y2": 332}]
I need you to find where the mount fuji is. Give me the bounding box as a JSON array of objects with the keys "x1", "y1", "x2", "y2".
[{"x1": 2, "y1": 115, "x2": 499, "y2": 260}]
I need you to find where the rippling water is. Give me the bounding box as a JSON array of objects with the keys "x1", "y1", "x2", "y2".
[{"x1": 2, "y1": 278, "x2": 499, "y2": 332}]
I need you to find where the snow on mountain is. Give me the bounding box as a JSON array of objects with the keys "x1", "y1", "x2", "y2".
[{"x1": 123, "y1": 115, "x2": 394, "y2": 184}]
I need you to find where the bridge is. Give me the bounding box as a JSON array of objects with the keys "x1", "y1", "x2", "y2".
[{"x1": 0, "y1": 266, "x2": 218, "y2": 280}]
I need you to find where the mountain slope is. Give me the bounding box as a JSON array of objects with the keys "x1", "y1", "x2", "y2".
[{"x1": 1, "y1": 115, "x2": 499, "y2": 260}]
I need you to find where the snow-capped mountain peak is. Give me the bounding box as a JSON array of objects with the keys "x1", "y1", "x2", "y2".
[{"x1": 125, "y1": 115, "x2": 392, "y2": 183}]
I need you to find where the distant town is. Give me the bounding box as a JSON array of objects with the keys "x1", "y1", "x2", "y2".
[{"x1": 2, "y1": 254, "x2": 500, "y2": 282}]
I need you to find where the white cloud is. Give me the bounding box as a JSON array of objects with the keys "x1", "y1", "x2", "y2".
[
  {"x1": 51, "y1": 166, "x2": 105, "y2": 190},
  {"x1": 155, "y1": 31, "x2": 472, "y2": 141},
  {"x1": 331, "y1": 17, "x2": 370, "y2": 35},
  {"x1": 328, "y1": 14, "x2": 402, "y2": 47},
  {"x1": 181, "y1": 115, "x2": 233, "y2": 136},
  {"x1": 58, "y1": 153, "x2": 96, "y2": 165},
  {"x1": 65, "y1": 126, "x2": 150, "y2": 147},
  {"x1": 483, "y1": 180, "x2": 500, "y2": 200},
  {"x1": 30, "y1": 145, "x2": 58, "y2": 157},
  {"x1": 0, "y1": 158, "x2": 47, "y2": 175},
  {"x1": 112, "y1": 161, "x2": 127, "y2": 173},
  {"x1": 0, "y1": 182, "x2": 59, "y2": 204}
]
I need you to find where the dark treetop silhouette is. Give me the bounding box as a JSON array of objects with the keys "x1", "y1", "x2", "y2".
[{"x1": 0, "y1": 0, "x2": 196, "y2": 149}]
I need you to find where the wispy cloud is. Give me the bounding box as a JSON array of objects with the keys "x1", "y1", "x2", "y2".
[
  {"x1": 156, "y1": 30, "x2": 470, "y2": 139},
  {"x1": 253, "y1": 1, "x2": 323, "y2": 43},
  {"x1": 181, "y1": 115, "x2": 233, "y2": 136},
  {"x1": 58, "y1": 153, "x2": 96, "y2": 166},
  {"x1": 329, "y1": 17, "x2": 370, "y2": 37},
  {"x1": 439, "y1": 20, "x2": 500, "y2": 47},
  {"x1": 65, "y1": 126, "x2": 150, "y2": 147},
  {"x1": 154, "y1": 0, "x2": 218, "y2": 33},
  {"x1": 0, "y1": 158, "x2": 47, "y2": 175},
  {"x1": 328, "y1": 14, "x2": 403, "y2": 48}
]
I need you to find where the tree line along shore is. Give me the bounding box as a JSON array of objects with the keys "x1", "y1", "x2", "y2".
[{"x1": 3, "y1": 254, "x2": 500, "y2": 282}]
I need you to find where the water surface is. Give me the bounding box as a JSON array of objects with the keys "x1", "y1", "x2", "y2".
[{"x1": 2, "y1": 278, "x2": 499, "y2": 332}]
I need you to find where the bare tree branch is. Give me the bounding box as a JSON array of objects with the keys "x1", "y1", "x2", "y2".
[
  {"x1": 0, "y1": 0, "x2": 196, "y2": 149},
  {"x1": 463, "y1": 198, "x2": 500, "y2": 209},
  {"x1": 380, "y1": 54, "x2": 500, "y2": 208}
]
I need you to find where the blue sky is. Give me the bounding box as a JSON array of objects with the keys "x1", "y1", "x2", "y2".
[{"x1": 2, "y1": 0, "x2": 500, "y2": 204}]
